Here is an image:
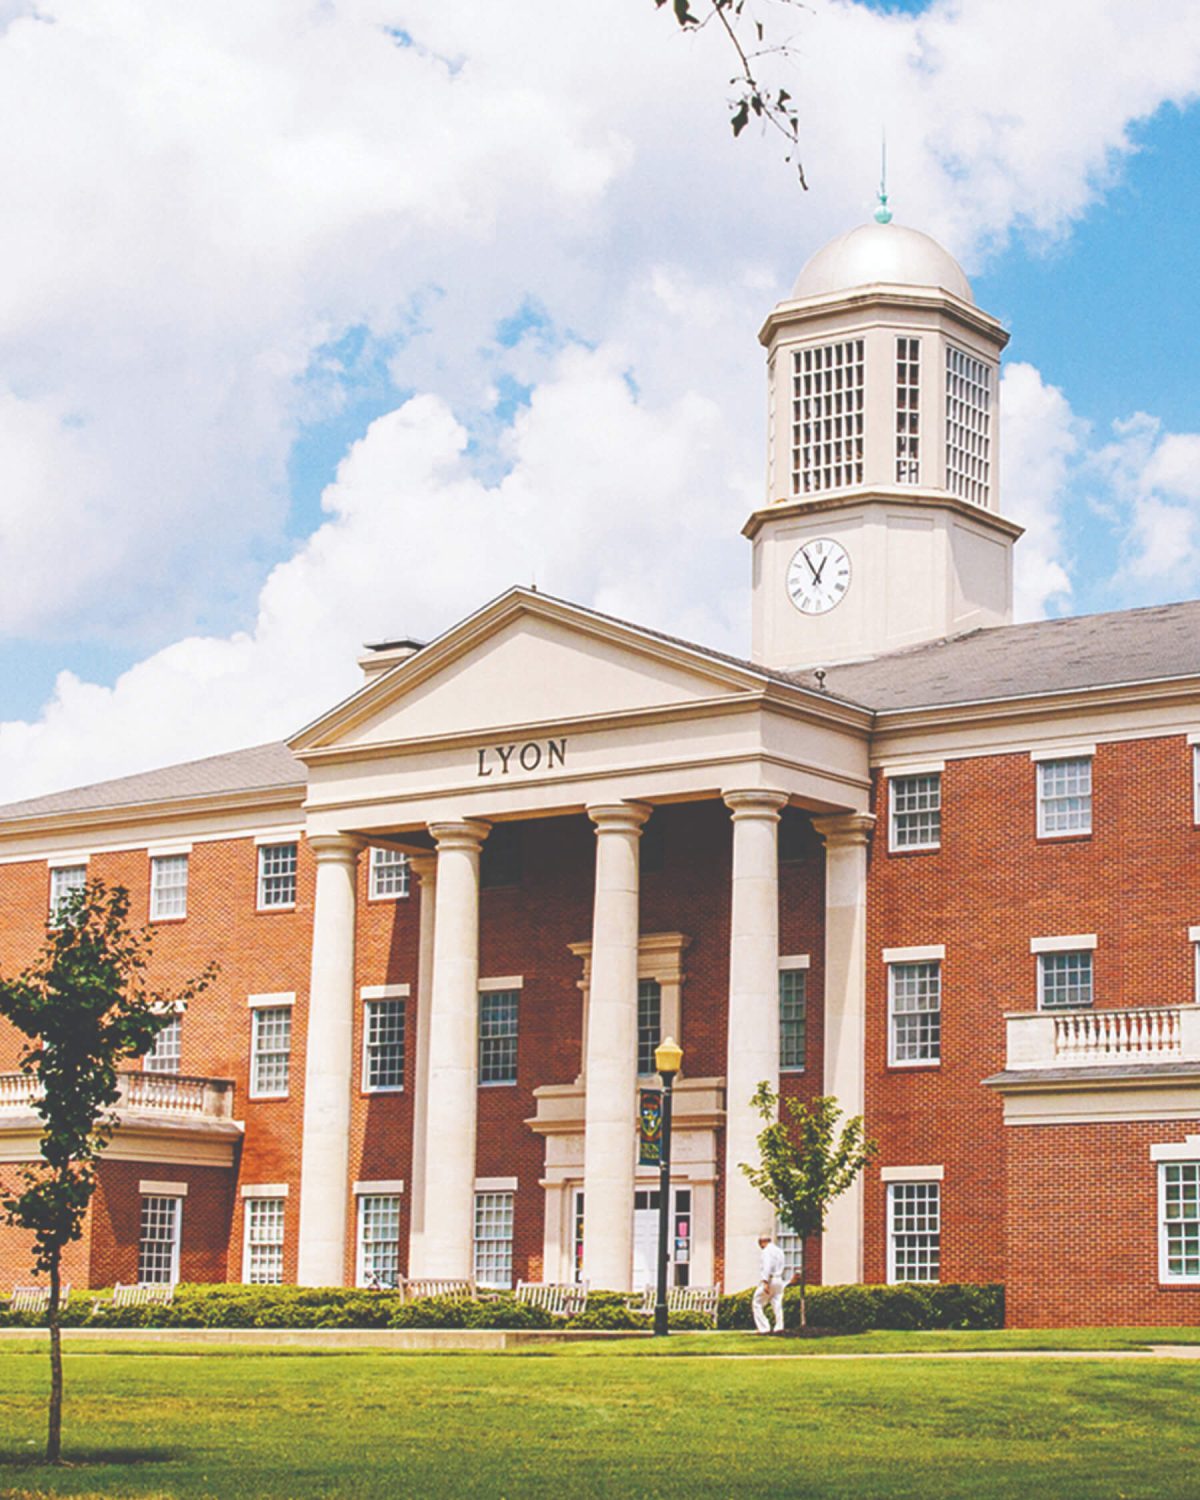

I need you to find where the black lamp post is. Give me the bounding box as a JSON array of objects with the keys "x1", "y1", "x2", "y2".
[{"x1": 653, "y1": 1036, "x2": 683, "y2": 1337}]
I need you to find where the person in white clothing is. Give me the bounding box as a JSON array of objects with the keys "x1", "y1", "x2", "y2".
[{"x1": 752, "y1": 1232, "x2": 787, "y2": 1334}]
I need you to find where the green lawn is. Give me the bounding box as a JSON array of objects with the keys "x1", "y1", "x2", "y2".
[{"x1": 1, "y1": 1338, "x2": 1199, "y2": 1499}]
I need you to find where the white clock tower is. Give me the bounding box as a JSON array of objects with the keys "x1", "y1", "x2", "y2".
[{"x1": 746, "y1": 209, "x2": 1023, "y2": 671}]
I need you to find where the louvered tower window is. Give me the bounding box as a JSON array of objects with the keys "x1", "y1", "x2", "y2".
[
  {"x1": 895, "y1": 337, "x2": 920, "y2": 483},
  {"x1": 793, "y1": 339, "x2": 865, "y2": 494},
  {"x1": 945, "y1": 346, "x2": 992, "y2": 505}
]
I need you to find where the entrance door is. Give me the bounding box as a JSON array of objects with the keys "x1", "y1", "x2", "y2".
[{"x1": 631, "y1": 1188, "x2": 693, "y2": 1290}]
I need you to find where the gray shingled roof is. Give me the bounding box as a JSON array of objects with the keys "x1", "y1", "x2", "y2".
[
  {"x1": 808, "y1": 599, "x2": 1200, "y2": 712},
  {"x1": 0, "y1": 741, "x2": 303, "y2": 823},
  {"x1": 3, "y1": 597, "x2": 1198, "y2": 825}
]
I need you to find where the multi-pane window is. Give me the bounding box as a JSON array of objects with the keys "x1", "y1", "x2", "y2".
[
  {"x1": 243, "y1": 1198, "x2": 285, "y2": 1285},
  {"x1": 779, "y1": 969, "x2": 807, "y2": 1071},
  {"x1": 251, "y1": 1006, "x2": 292, "y2": 1096},
  {"x1": 138, "y1": 1195, "x2": 182, "y2": 1284},
  {"x1": 889, "y1": 961, "x2": 941, "y2": 1065},
  {"x1": 478, "y1": 990, "x2": 519, "y2": 1085},
  {"x1": 144, "y1": 1014, "x2": 181, "y2": 1075},
  {"x1": 945, "y1": 345, "x2": 991, "y2": 506},
  {"x1": 1160, "y1": 1163, "x2": 1200, "y2": 1282},
  {"x1": 363, "y1": 999, "x2": 406, "y2": 1091},
  {"x1": 257, "y1": 842, "x2": 298, "y2": 909},
  {"x1": 1038, "y1": 951, "x2": 1093, "y2": 1010},
  {"x1": 1037, "y1": 758, "x2": 1092, "y2": 837},
  {"x1": 895, "y1": 336, "x2": 920, "y2": 483},
  {"x1": 637, "y1": 980, "x2": 662, "y2": 1076},
  {"x1": 890, "y1": 774, "x2": 941, "y2": 850},
  {"x1": 572, "y1": 1189, "x2": 586, "y2": 1285},
  {"x1": 888, "y1": 1182, "x2": 940, "y2": 1283},
  {"x1": 369, "y1": 847, "x2": 409, "y2": 900},
  {"x1": 358, "y1": 1195, "x2": 402, "y2": 1288},
  {"x1": 793, "y1": 339, "x2": 865, "y2": 495},
  {"x1": 49, "y1": 864, "x2": 86, "y2": 924},
  {"x1": 150, "y1": 854, "x2": 188, "y2": 920},
  {"x1": 1193, "y1": 745, "x2": 1200, "y2": 825},
  {"x1": 474, "y1": 1190, "x2": 514, "y2": 1289}
]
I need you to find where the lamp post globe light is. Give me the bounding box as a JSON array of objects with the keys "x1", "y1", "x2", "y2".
[{"x1": 653, "y1": 1036, "x2": 683, "y2": 1337}]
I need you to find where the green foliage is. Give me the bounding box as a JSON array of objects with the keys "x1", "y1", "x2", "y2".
[
  {"x1": 565, "y1": 1302, "x2": 646, "y2": 1331},
  {"x1": 717, "y1": 1282, "x2": 1005, "y2": 1333}
]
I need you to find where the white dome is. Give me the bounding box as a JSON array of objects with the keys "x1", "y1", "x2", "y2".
[{"x1": 791, "y1": 221, "x2": 973, "y2": 305}]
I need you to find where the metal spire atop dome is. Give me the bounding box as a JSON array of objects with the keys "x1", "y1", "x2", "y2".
[{"x1": 874, "y1": 133, "x2": 893, "y2": 224}]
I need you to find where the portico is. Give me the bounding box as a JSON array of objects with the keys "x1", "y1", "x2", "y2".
[{"x1": 289, "y1": 589, "x2": 873, "y2": 1291}]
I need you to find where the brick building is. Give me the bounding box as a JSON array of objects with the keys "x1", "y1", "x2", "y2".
[{"x1": 1, "y1": 216, "x2": 1198, "y2": 1326}]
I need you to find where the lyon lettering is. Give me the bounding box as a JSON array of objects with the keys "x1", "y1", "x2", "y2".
[{"x1": 477, "y1": 739, "x2": 567, "y2": 777}]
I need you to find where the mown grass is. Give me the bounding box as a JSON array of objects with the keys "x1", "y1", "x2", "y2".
[{"x1": 0, "y1": 1341, "x2": 1199, "y2": 1498}]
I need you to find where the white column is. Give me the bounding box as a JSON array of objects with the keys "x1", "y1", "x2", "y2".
[
  {"x1": 297, "y1": 833, "x2": 362, "y2": 1286},
  {"x1": 421, "y1": 819, "x2": 489, "y2": 1279},
  {"x1": 813, "y1": 811, "x2": 875, "y2": 1285},
  {"x1": 722, "y1": 789, "x2": 788, "y2": 1292},
  {"x1": 582, "y1": 802, "x2": 650, "y2": 1292},
  {"x1": 405, "y1": 851, "x2": 437, "y2": 1278}
]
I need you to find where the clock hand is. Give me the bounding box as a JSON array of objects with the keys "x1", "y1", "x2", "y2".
[
  {"x1": 804, "y1": 551, "x2": 821, "y2": 583},
  {"x1": 813, "y1": 554, "x2": 829, "y2": 584}
]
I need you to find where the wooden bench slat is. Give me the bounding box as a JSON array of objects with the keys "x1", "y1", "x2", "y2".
[{"x1": 515, "y1": 1281, "x2": 588, "y2": 1318}]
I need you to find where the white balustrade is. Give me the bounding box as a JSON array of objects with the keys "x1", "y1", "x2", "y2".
[
  {"x1": 1005, "y1": 1005, "x2": 1200, "y2": 1071},
  {"x1": 0, "y1": 1070, "x2": 233, "y2": 1119}
]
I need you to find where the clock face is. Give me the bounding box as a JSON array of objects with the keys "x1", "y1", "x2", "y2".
[{"x1": 786, "y1": 538, "x2": 852, "y2": 616}]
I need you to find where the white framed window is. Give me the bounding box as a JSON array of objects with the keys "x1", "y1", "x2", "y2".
[
  {"x1": 890, "y1": 774, "x2": 941, "y2": 850},
  {"x1": 895, "y1": 336, "x2": 920, "y2": 484},
  {"x1": 257, "y1": 842, "x2": 298, "y2": 910},
  {"x1": 1193, "y1": 744, "x2": 1200, "y2": 825},
  {"x1": 138, "y1": 1195, "x2": 182, "y2": 1285},
  {"x1": 478, "y1": 989, "x2": 518, "y2": 1085},
  {"x1": 888, "y1": 961, "x2": 941, "y2": 1065},
  {"x1": 250, "y1": 1006, "x2": 292, "y2": 1097},
  {"x1": 1038, "y1": 950, "x2": 1093, "y2": 1010},
  {"x1": 243, "y1": 1198, "x2": 285, "y2": 1285},
  {"x1": 357, "y1": 1194, "x2": 402, "y2": 1288},
  {"x1": 637, "y1": 979, "x2": 662, "y2": 1076},
  {"x1": 363, "y1": 999, "x2": 405, "y2": 1091},
  {"x1": 150, "y1": 854, "x2": 189, "y2": 921},
  {"x1": 1191, "y1": 927, "x2": 1200, "y2": 1005},
  {"x1": 572, "y1": 1188, "x2": 585, "y2": 1285},
  {"x1": 49, "y1": 863, "x2": 86, "y2": 924},
  {"x1": 888, "y1": 1182, "x2": 940, "y2": 1283},
  {"x1": 777, "y1": 1219, "x2": 803, "y2": 1281},
  {"x1": 945, "y1": 345, "x2": 991, "y2": 507},
  {"x1": 144, "y1": 1014, "x2": 181, "y2": 1075},
  {"x1": 473, "y1": 1190, "x2": 514, "y2": 1290},
  {"x1": 779, "y1": 969, "x2": 807, "y2": 1072},
  {"x1": 793, "y1": 339, "x2": 865, "y2": 495},
  {"x1": 1160, "y1": 1162, "x2": 1200, "y2": 1283},
  {"x1": 369, "y1": 847, "x2": 409, "y2": 901},
  {"x1": 1037, "y1": 757, "x2": 1092, "y2": 837}
]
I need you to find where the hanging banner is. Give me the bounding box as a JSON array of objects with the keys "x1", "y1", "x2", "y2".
[{"x1": 638, "y1": 1090, "x2": 663, "y2": 1166}]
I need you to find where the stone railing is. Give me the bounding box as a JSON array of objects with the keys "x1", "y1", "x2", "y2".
[
  {"x1": 0, "y1": 1071, "x2": 235, "y2": 1121},
  {"x1": 1004, "y1": 1005, "x2": 1200, "y2": 1070}
]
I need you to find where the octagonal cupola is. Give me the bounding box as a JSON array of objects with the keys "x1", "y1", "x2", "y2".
[{"x1": 746, "y1": 209, "x2": 1023, "y2": 671}]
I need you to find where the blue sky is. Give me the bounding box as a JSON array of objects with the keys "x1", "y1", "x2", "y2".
[{"x1": 2, "y1": 0, "x2": 1200, "y2": 799}]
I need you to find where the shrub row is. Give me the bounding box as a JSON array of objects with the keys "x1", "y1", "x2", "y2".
[
  {"x1": 717, "y1": 1282, "x2": 1004, "y2": 1333},
  {"x1": 0, "y1": 1283, "x2": 712, "y2": 1332}
]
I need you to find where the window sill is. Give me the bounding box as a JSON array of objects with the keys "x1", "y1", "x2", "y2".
[
  {"x1": 367, "y1": 893, "x2": 410, "y2": 904},
  {"x1": 362, "y1": 1085, "x2": 405, "y2": 1095},
  {"x1": 1035, "y1": 831, "x2": 1092, "y2": 844},
  {"x1": 479, "y1": 1080, "x2": 518, "y2": 1089},
  {"x1": 256, "y1": 904, "x2": 297, "y2": 914},
  {"x1": 888, "y1": 844, "x2": 941, "y2": 857},
  {"x1": 248, "y1": 1091, "x2": 290, "y2": 1102},
  {"x1": 150, "y1": 914, "x2": 187, "y2": 925},
  {"x1": 886, "y1": 1060, "x2": 941, "y2": 1071},
  {"x1": 780, "y1": 1067, "x2": 807, "y2": 1076}
]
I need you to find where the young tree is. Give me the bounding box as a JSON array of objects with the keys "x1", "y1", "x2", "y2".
[
  {"x1": 0, "y1": 880, "x2": 215, "y2": 1463},
  {"x1": 655, "y1": 0, "x2": 807, "y2": 186},
  {"x1": 740, "y1": 1082, "x2": 876, "y2": 1328}
]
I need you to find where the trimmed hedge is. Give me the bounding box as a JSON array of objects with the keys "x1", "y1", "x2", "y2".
[{"x1": 717, "y1": 1282, "x2": 1004, "y2": 1333}]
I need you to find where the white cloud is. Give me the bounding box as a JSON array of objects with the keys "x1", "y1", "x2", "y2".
[
  {"x1": 5, "y1": 0, "x2": 1200, "y2": 796},
  {"x1": 999, "y1": 362, "x2": 1079, "y2": 620},
  {"x1": 1092, "y1": 414, "x2": 1200, "y2": 588}
]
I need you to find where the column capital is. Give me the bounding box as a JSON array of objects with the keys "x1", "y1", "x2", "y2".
[
  {"x1": 586, "y1": 802, "x2": 652, "y2": 835},
  {"x1": 428, "y1": 819, "x2": 491, "y2": 853},
  {"x1": 812, "y1": 811, "x2": 876, "y2": 849},
  {"x1": 307, "y1": 832, "x2": 365, "y2": 865},
  {"x1": 722, "y1": 788, "x2": 789, "y2": 821},
  {"x1": 406, "y1": 851, "x2": 437, "y2": 886}
]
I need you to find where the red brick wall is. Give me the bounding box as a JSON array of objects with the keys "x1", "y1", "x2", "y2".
[
  {"x1": 1006, "y1": 1119, "x2": 1200, "y2": 1326},
  {"x1": 0, "y1": 1165, "x2": 93, "y2": 1290},
  {"x1": 88, "y1": 1160, "x2": 235, "y2": 1287}
]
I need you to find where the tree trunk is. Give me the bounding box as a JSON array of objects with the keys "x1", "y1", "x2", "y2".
[
  {"x1": 798, "y1": 1237, "x2": 807, "y2": 1330},
  {"x1": 47, "y1": 1254, "x2": 63, "y2": 1463}
]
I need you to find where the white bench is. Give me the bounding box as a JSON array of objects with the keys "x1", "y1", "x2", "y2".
[
  {"x1": 515, "y1": 1281, "x2": 589, "y2": 1318},
  {"x1": 9, "y1": 1284, "x2": 69, "y2": 1314},
  {"x1": 632, "y1": 1284, "x2": 722, "y2": 1323},
  {"x1": 403, "y1": 1277, "x2": 475, "y2": 1303},
  {"x1": 92, "y1": 1281, "x2": 175, "y2": 1314}
]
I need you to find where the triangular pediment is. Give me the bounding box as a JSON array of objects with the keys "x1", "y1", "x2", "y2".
[{"x1": 291, "y1": 590, "x2": 767, "y2": 753}]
